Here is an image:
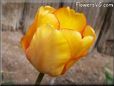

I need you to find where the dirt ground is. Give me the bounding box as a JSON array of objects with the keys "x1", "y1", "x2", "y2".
[{"x1": 1, "y1": 31, "x2": 113, "y2": 85}]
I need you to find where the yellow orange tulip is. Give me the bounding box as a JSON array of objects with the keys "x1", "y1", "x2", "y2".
[{"x1": 21, "y1": 6, "x2": 96, "y2": 76}]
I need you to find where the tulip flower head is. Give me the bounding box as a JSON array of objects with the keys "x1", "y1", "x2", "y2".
[{"x1": 21, "y1": 6, "x2": 96, "y2": 76}]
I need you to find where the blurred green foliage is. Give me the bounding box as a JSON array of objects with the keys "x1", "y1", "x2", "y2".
[{"x1": 105, "y1": 67, "x2": 114, "y2": 85}]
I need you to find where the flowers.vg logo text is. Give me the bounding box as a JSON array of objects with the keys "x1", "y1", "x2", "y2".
[{"x1": 76, "y1": 2, "x2": 113, "y2": 7}]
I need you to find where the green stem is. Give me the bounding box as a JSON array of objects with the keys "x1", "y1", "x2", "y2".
[{"x1": 35, "y1": 73, "x2": 44, "y2": 85}]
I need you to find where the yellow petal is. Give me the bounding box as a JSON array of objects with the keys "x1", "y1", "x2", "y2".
[
  {"x1": 60, "y1": 29, "x2": 94, "y2": 73},
  {"x1": 77, "y1": 25, "x2": 96, "y2": 57},
  {"x1": 38, "y1": 6, "x2": 56, "y2": 14},
  {"x1": 63, "y1": 27, "x2": 96, "y2": 71},
  {"x1": 26, "y1": 24, "x2": 71, "y2": 76},
  {"x1": 21, "y1": 6, "x2": 59, "y2": 51},
  {"x1": 61, "y1": 29, "x2": 82, "y2": 57},
  {"x1": 38, "y1": 6, "x2": 59, "y2": 29},
  {"x1": 63, "y1": 35, "x2": 94, "y2": 73},
  {"x1": 76, "y1": 36, "x2": 94, "y2": 57},
  {"x1": 54, "y1": 7, "x2": 86, "y2": 32},
  {"x1": 73, "y1": 25, "x2": 96, "y2": 58},
  {"x1": 82, "y1": 25, "x2": 96, "y2": 40}
]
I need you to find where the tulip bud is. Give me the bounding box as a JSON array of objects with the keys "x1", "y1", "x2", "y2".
[{"x1": 21, "y1": 6, "x2": 96, "y2": 76}]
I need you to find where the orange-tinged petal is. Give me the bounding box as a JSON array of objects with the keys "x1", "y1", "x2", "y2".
[
  {"x1": 82, "y1": 25, "x2": 96, "y2": 39},
  {"x1": 21, "y1": 6, "x2": 59, "y2": 51},
  {"x1": 54, "y1": 7, "x2": 86, "y2": 32},
  {"x1": 38, "y1": 6, "x2": 59, "y2": 29},
  {"x1": 64, "y1": 35, "x2": 95, "y2": 73},
  {"x1": 61, "y1": 59, "x2": 76, "y2": 74},
  {"x1": 26, "y1": 24, "x2": 71, "y2": 76},
  {"x1": 76, "y1": 36, "x2": 94, "y2": 57},
  {"x1": 61, "y1": 28, "x2": 96, "y2": 74},
  {"x1": 21, "y1": 18, "x2": 38, "y2": 51}
]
